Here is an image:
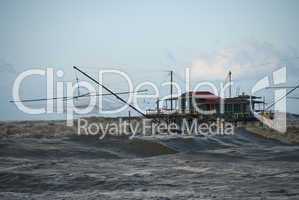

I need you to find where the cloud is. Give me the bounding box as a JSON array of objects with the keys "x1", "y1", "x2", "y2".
[{"x1": 190, "y1": 41, "x2": 298, "y2": 81}]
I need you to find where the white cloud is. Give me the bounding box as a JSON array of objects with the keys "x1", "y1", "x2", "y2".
[{"x1": 190, "y1": 41, "x2": 297, "y2": 81}]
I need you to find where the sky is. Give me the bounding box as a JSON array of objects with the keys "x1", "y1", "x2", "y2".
[{"x1": 0, "y1": 0, "x2": 299, "y2": 121}]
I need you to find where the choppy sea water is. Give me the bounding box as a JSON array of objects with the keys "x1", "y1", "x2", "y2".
[{"x1": 1, "y1": 128, "x2": 299, "y2": 200}]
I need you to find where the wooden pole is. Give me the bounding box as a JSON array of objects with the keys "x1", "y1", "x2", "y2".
[
  {"x1": 170, "y1": 70, "x2": 173, "y2": 111},
  {"x1": 73, "y1": 66, "x2": 147, "y2": 117}
]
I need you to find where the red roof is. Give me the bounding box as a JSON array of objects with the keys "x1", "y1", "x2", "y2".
[{"x1": 180, "y1": 91, "x2": 221, "y2": 103}]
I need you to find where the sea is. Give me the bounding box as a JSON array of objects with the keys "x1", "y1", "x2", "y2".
[{"x1": 1, "y1": 128, "x2": 299, "y2": 199}]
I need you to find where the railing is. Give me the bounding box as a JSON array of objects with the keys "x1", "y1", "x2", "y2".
[{"x1": 146, "y1": 109, "x2": 179, "y2": 115}]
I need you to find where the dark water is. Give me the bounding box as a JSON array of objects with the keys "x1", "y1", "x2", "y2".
[{"x1": 1, "y1": 128, "x2": 299, "y2": 199}]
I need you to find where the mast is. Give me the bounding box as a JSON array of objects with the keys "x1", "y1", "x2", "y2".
[
  {"x1": 75, "y1": 70, "x2": 80, "y2": 97},
  {"x1": 170, "y1": 70, "x2": 173, "y2": 111},
  {"x1": 263, "y1": 96, "x2": 265, "y2": 112},
  {"x1": 156, "y1": 98, "x2": 160, "y2": 114},
  {"x1": 229, "y1": 71, "x2": 232, "y2": 98}
]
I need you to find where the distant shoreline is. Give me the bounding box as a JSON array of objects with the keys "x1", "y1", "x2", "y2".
[
  {"x1": 1, "y1": 117, "x2": 299, "y2": 145},
  {"x1": 0, "y1": 116, "x2": 141, "y2": 138}
]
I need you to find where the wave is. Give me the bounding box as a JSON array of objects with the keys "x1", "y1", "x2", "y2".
[{"x1": 1, "y1": 128, "x2": 299, "y2": 161}]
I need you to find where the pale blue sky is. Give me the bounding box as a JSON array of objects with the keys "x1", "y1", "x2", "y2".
[{"x1": 0, "y1": 0, "x2": 299, "y2": 120}]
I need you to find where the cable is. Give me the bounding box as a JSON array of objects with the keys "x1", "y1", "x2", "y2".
[{"x1": 265, "y1": 83, "x2": 299, "y2": 111}]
